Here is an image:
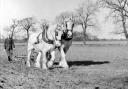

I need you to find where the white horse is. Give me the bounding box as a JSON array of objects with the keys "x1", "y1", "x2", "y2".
[
  {"x1": 27, "y1": 24, "x2": 64, "y2": 69},
  {"x1": 48, "y1": 17, "x2": 74, "y2": 68}
]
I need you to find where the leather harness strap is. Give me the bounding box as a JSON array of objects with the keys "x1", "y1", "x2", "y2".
[{"x1": 35, "y1": 33, "x2": 41, "y2": 44}]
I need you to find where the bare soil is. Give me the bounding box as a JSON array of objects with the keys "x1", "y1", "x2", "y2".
[{"x1": 0, "y1": 44, "x2": 128, "y2": 89}]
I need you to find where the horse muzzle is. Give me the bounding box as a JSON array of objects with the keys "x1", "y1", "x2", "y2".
[{"x1": 55, "y1": 41, "x2": 61, "y2": 47}]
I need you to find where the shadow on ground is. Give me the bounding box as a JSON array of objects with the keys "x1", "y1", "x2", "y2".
[{"x1": 67, "y1": 60, "x2": 110, "y2": 67}]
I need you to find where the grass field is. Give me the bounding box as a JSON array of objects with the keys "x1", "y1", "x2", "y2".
[{"x1": 0, "y1": 41, "x2": 128, "y2": 89}]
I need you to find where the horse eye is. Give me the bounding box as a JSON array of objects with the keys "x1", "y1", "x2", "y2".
[
  {"x1": 55, "y1": 32, "x2": 58, "y2": 36},
  {"x1": 72, "y1": 24, "x2": 74, "y2": 28},
  {"x1": 66, "y1": 24, "x2": 67, "y2": 28}
]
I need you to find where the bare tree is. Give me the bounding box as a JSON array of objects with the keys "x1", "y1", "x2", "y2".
[
  {"x1": 4, "y1": 19, "x2": 19, "y2": 38},
  {"x1": 55, "y1": 11, "x2": 74, "y2": 24},
  {"x1": 99, "y1": 0, "x2": 128, "y2": 40},
  {"x1": 75, "y1": 0, "x2": 99, "y2": 45},
  {"x1": 20, "y1": 17, "x2": 36, "y2": 40}
]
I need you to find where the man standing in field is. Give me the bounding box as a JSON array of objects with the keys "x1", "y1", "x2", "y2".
[{"x1": 4, "y1": 34, "x2": 15, "y2": 62}]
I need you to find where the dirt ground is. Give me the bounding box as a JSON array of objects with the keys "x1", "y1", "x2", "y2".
[{"x1": 0, "y1": 43, "x2": 128, "y2": 89}]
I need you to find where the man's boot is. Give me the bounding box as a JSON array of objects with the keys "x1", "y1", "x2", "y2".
[{"x1": 8, "y1": 56, "x2": 12, "y2": 62}]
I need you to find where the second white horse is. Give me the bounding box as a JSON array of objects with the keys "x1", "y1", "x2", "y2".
[{"x1": 27, "y1": 24, "x2": 64, "y2": 69}]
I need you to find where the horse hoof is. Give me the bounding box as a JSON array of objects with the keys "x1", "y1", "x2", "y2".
[
  {"x1": 42, "y1": 65, "x2": 48, "y2": 70},
  {"x1": 35, "y1": 64, "x2": 40, "y2": 68},
  {"x1": 59, "y1": 62, "x2": 69, "y2": 68},
  {"x1": 42, "y1": 67, "x2": 47, "y2": 70},
  {"x1": 27, "y1": 62, "x2": 31, "y2": 67},
  {"x1": 63, "y1": 66, "x2": 69, "y2": 69},
  {"x1": 47, "y1": 61, "x2": 53, "y2": 68}
]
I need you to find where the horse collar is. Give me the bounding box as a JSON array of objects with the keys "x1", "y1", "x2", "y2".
[
  {"x1": 42, "y1": 36, "x2": 54, "y2": 44},
  {"x1": 61, "y1": 34, "x2": 73, "y2": 41},
  {"x1": 62, "y1": 30, "x2": 73, "y2": 41},
  {"x1": 42, "y1": 28, "x2": 54, "y2": 44}
]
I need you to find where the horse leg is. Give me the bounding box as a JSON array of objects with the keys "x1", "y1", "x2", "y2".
[
  {"x1": 35, "y1": 51, "x2": 41, "y2": 68},
  {"x1": 42, "y1": 51, "x2": 47, "y2": 69},
  {"x1": 47, "y1": 51, "x2": 55, "y2": 68},
  {"x1": 27, "y1": 50, "x2": 32, "y2": 67},
  {"x1": 59, "y1": 46, "x2": 69, "y2": 68}
]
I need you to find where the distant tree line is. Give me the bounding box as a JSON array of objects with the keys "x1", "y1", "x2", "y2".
[
  {"x1": 72, "y1": 31, "x2": 99, "y2": 41},
  {"x1": 2, "y1": 0, "x2": 128, "y2": 45}
]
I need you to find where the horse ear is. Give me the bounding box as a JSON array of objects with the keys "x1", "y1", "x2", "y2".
[
  {"x1": 57, "y1": 24, "x2": 60, "y2": 27},
  {"x1": 57, "y1": 24, "x2": 61, "y2": 30},
  {"x1": 70, "y1": 16, "x2": 72, "y2": 20},
  {"x1": 71, "y1": 15, "x2": 74, "y2": 19},
  {"x1": 63, "y1": 20, "x2": 66, "y2": 26},
  {"x1": 64, "y1": 17, "x2": 69, "y2": 22},
  {"x1": 72, "y1": 23, "x2": 75, "y2": 28},
  {"x1": 46, "y1": 25, "x2": 49, "y2": 29}
]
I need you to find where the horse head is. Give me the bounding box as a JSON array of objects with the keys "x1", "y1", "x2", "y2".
[
  {"x1": 62, "y1": 17, "x2": 74, "y2": 40},
  {"x1": 54, "y1": 24, "x2": 64, "y2": 47}
]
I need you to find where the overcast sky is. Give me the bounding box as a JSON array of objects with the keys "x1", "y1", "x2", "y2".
[{"x1": 0, "y1": 0, "x2": 125, "y2": 39}]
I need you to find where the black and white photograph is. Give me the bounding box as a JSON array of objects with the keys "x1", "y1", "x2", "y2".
[{"x1": 0, "y1": 0, "x2": 128, "y2": 89}]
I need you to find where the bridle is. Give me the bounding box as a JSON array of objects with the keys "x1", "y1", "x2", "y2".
[
  {"x1": 61, "y1": 19, "x2": 74, "y2": 40},
  {"x1": 54, "y1": 25, "x2": 61, "y2": 41}
]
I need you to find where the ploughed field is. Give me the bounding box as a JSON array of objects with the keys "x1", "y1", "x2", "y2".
[{"x1": 0, "y1": 41, "x2": 128, "y2": 89}]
